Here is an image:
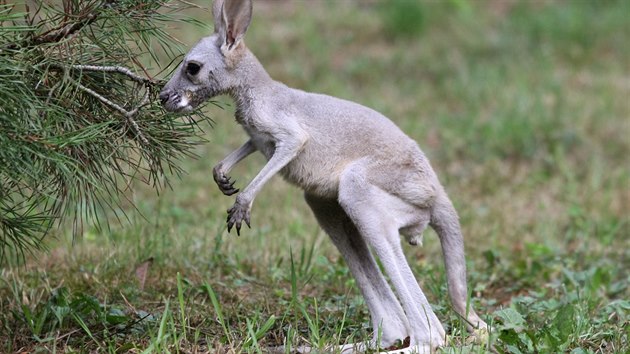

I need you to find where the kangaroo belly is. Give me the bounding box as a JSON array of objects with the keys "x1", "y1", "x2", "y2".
[{"x1": 280, "y1": 149, "x2": 342, "y2": 199}]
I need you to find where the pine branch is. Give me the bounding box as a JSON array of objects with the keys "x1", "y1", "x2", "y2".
[
  {"x1": 0, "y1": 0, "x2": 213, "y2": 263},
  {"x1": 2, "y1": 3, "x2": 100, "y2": 52},
  {"x1": 62, "y1": 64, "x2": 155, "y2": 84},
  {"x1": 50, "y1": 63, "x2": 158, "y2": 146},
  {"x1": 30, "y1": 12, "x2": 97, "y2": 46}
]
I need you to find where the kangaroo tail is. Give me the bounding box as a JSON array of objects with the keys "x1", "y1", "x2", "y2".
[{"x1": 430, "y1": 192, "x2": 487, "y2": 331}]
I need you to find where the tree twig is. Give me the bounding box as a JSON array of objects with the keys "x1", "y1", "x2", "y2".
[
  {"x1": 46, "y1": 62, "x2": 156, "y2": 147},
  {"x1": 73, "y1": 81, "x2": 151, "y2": 146},
  {"x1": 2, "y1": 10, "x2": 98, "y2": 51},
  {"x1": 65, "y1": 64, "x2": 156, "y2": 85},
  {"x1": 31, "y1": 13, "x2": 97, "y2": 46}
]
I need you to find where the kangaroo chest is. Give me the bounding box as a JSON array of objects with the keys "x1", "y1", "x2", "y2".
[{"x1": 245, "y1": 128, "x2": 275, "y2": 160}]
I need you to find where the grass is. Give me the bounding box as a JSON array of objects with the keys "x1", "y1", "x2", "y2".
[{"x1": 1, "y1": 0, "x2": 629, "y2": 353}]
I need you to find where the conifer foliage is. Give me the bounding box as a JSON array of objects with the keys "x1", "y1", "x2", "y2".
[{"x1": 0, "y1": 1, "x2": 210, "y2": 261}]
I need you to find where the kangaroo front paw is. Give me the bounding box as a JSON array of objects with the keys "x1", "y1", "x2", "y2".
[
  {"x1": 213, "y1": 167, "x2": 239, "y2": 196},
  {"x1": 226, "y1": 200, "x2": 251, "y2": 236}
]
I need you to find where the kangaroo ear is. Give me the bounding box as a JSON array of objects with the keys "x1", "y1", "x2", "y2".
[
  {"x1": 220, "y1": 0, "x2": 253, "y2": 50},
  {"x1": 212, "y1": 0, "x2": 225, "y2": 34}
]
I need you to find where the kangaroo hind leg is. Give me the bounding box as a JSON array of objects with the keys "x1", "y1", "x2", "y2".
[
  {"x1": 305, "y1": 194, "x2": 410, "y2": 350},
  {"x1": 338, "y1": 163, "x2": 446, "y2": 349}
]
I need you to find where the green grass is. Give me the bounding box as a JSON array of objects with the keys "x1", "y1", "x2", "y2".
[{"x1": 2, "y1": 0, "x2": 629, "y2": 353}]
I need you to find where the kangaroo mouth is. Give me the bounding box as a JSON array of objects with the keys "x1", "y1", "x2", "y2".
[
  {"x1": 162, "y1": 88, "x2": 218, "y2": 114},
  {"x1": 188, "y1": 87, "x2": 220, "y2": 107}
]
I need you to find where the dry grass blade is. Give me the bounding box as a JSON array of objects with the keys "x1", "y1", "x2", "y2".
[{"x1": 134, "y1": 257, "x2": 154, "y2": 291}]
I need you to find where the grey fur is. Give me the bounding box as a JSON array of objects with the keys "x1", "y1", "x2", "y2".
[{"x1": 160, "y1": 0, "x2": 487, "y2": 351}]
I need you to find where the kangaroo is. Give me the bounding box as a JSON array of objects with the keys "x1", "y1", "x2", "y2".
[{"x1": 160, "y1": 0, "x2": 487, "y2": 352}]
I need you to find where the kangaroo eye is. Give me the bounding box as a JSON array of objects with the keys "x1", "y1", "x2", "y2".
[{"x1": 186, "y1": 62, "x2": 201, "y2": 76}]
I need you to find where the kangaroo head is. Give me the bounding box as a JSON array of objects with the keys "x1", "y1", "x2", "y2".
[{"x1": 160, "y1": 0, "x2": 253, "y2": 113}]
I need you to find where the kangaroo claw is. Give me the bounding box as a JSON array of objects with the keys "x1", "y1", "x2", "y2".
[
  {"x1": 213, "y1": 169, "x2": 239, "y2": 196},
  {"x1": 227, "y1": 201, "x2": 251, "y2": 236}
]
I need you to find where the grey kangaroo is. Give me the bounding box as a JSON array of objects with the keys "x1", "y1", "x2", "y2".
[{"x1": 160, "y1": 0, "x2": 487, "y2": 352}]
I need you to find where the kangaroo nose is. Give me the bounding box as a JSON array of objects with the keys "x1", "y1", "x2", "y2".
[{"x1": 159, "y1": 91, "x2": 170, "y2": 105}]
